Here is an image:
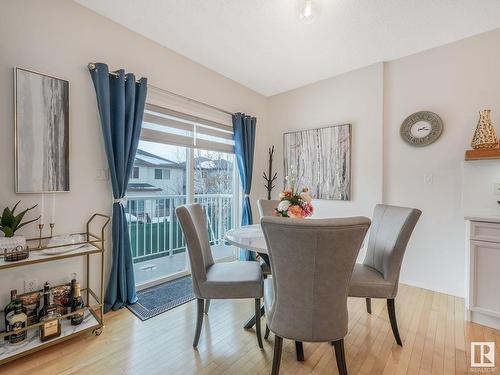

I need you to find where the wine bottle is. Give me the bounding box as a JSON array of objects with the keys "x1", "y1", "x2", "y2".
[
  {"x1": 69, "y1": 276, "x2": 84, "y2": 326},
  {"x1": 37, "y1": 282, "x2": 50, "y2": 321},
  {"x1": 38, "y1": 282, "x2": 62, "y2": 342},
  {"x1": 7, "y1": 303, "x2": 27, "y2": 345},
  {"x1": 4, "y1": 289, "x2": 19, "y2": 341}
]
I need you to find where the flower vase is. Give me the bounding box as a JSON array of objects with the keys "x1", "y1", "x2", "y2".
[{"x1": 471, "y1": 109, "x2": 498, "y2": 149}]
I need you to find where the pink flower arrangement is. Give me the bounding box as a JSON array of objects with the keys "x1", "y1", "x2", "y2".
[{"x1": 275, "y1": 186, "x2": 314, "y2": 218}]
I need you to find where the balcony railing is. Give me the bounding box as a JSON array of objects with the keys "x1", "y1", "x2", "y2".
[{"x1": 125, "y1": 194, "x2": 234, "y2": 263}]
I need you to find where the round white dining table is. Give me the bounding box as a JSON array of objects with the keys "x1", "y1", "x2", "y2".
[
  {"x1": 225, "y1": 224, "x2": 268, "y2": 254},
  {"x1": 225, "y1": 224, "x2": 268, "y2": 330}
]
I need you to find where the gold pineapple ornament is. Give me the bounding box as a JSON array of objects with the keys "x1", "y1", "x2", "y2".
[{"x1": 471, "y1": 109, "x2": 498, "y2": 149}]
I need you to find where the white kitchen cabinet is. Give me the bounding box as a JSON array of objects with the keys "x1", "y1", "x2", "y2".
[{"x1": 466, "y1": 217, "x2": 500, "y2": 329}]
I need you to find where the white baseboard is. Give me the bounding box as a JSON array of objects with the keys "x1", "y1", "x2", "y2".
[
  {"x1": 399, "y1": 278, "x2": 465, "y2": 298},
  {"x1": 469, "y1": 310, "x2": 500, "y2": 330}
]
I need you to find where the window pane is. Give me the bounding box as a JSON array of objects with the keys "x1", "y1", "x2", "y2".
[
  {"x1": 126, "y1": 140, "x2": 188, "y2": 286},
  {"x1": 132, "y1": 167, "x2": 139, "y2": 179},
  {"x1": 193, "y1": 149, "x2": 236, "y2": 262},
  {"x1": 194, "y1": 149, "x2": 234, "y2": 195}
]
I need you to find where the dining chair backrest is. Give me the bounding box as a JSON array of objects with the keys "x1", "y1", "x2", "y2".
[
  {"x1": 257, "y1": 199, "x2": 280, "y2": 218},
  {"x1": 176, "y1": 204, "x2": 215, "y2": 298},
  {"x1": 261, "y1": 216, "x2": 371, "y2": 342},
  {"x1": 363, "y1": 204, "x2": 421, "y2": 285}
]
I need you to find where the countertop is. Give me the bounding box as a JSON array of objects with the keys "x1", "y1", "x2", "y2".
[{"x1": 464, "y1": 213, "x2": 500, "y2": 223}]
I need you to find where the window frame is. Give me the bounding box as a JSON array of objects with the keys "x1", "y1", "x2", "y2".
[
  {"x1": 154, "y1": 168, "x2": 163, "y2": 180},
  {"x1": 132, "y1": 166, "x2": 140, "y2": 179},
  {"x1": 139, "y1": 104, "x2": 241, "y2": 243}
]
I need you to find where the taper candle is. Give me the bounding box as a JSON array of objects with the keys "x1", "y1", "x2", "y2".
[
  {"x1": 40, "y1": 193, "x2": 45, "y2": 225},
  {"x1": 50, "y1": 193, "x2": 56, "y2": 223}
]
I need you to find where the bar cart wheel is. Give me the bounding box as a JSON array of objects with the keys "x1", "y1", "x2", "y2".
[{"x1": 92, "y1": 327, "x2": 103, "y2": 336}]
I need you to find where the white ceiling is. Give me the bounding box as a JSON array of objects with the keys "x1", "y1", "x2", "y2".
[{"x1": 76, "y1": 0, "x2": 500, "y2": 96}]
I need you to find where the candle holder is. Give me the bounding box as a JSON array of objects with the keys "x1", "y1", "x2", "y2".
[
  {"x1": 38, "y1": 223, "x2": 44, "y2": 248},
  {"x1": 49, "y1": 223, "x2": 55, "y2": 238}
]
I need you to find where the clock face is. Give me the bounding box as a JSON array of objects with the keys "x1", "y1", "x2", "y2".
[
  {"x1": 400, "y1": 111, "x2": 443, "y2": 147},
  {"x1": 410, "y1": 121, "x2": 432, "y2": 138}
]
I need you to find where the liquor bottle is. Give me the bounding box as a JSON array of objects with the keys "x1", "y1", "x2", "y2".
[
  {"x1": 7, "y1": 303, "x2": 27, "y2": 345},
  {"x1": 38, "y1": 282, "x2": 62, "y2": 342},
  {"x1": 37, "y1": 283, "x2": 51, "y2": 320},
  {"x1": 4, "y1": 289, "x2": 19, "y2": 341},
  {"x1": 69, "y1": 275, "x2": 84, "y2": 326}
]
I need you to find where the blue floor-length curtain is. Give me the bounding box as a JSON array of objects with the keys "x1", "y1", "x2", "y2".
[
  {"x1": 232, "y1": 113, "x2": 257, "y2": 261},
  {"x1": 88, "y1": 63, "x2": 147, "y2": 312}
]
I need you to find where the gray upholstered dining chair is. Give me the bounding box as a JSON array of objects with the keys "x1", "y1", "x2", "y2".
[
  {"x1": 349, "y1": 204, "x2": 421, "y2": 346},
  {"x1": 176, "y1": 204, "x2": 264, "y2": 349},
  {"x1": 257, "y1": 199, "x2": 280, "y2": 217},
  {"x1": 261, "y1": 216, "x2": 371, "y2": 375}
]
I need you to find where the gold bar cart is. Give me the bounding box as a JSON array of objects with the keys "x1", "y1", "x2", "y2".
[{"x1": 0, "y1": 213, "x2": 110, "y2": 365}]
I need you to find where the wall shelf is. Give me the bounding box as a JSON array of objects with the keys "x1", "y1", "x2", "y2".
[{"x1": 464, "y1": 148, "x2": 500, "y2": 161}]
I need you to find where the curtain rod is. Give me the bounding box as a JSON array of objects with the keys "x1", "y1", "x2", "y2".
[{"x1": 88, "y1": 63, "x2": 235, "y2": 116}]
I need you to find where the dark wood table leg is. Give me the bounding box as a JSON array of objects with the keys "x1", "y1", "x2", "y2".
[{"x1": 243, "y1": 304, "x2": 265, "y2": 329}]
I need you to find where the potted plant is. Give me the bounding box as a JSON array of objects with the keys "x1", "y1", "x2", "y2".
[{"x1": 0, "y1": 201, "x2": 39, "y2": 251}]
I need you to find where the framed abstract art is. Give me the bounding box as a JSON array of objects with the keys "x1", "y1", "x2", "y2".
[
  {"x1": 15, "y1": 67, "x2": 69, "y2": 193},
  {"x1": 283, "y1": 124, "x2": 351, "y2": 200}
]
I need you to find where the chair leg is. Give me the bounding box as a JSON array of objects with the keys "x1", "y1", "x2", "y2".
[
  {"x1": 193, "y1": 298, "x2": 204, "y2": 348},
  {"x1": 332, "y1": 339, "x2": 348, "y2": 375},
  {"x1": 295, "y1": 341, "x2": 304, "y2": 361},
  {"x1": 204, "y1": 299, "x2": 210, "y2": 314},
  {"x1": 265, "y1": 324, "x2": 270, "y2": 340},
  {"x1": 387, "y1": 298, "x2": 402, "y2": 346},
  {"x1": 366, "y1": 298, "x2": 372, "y2": 314},
  {"x1": 255, "y1": 298, "x2": 263, "y2": 349},
  {"x1": 272, "y1": 336, "x2": 283, "y2": 375}
]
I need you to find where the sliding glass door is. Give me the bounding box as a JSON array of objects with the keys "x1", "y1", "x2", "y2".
[
  {"x1": 193, "y1": 149, "x2": 238, "y2": 262},
  {"x1": 126, "y1": 140, "x2": 189, "y2": 289},
  {"x1": 125, "y1": 104, "x2": 238, "y2": 290}
]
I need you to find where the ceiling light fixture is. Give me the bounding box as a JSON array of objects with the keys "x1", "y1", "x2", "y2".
[{"x1": 297, "y1": 0, "x2": 319, "y2": 24}]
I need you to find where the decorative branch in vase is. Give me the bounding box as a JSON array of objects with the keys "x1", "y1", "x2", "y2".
[{"x1": 262, "y1": 145, "x2": 278, "y2": 200}]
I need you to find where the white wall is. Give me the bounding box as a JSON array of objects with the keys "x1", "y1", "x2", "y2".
[
  {"x1": 0, "y1": 0, "x2": 267, "y2": 308},
  {"x1": 266, "y1": 29, "x2": 500, "y2": 297},
  {"x1": 384, "y1": 28, "x2": 500, "y2": 297}
]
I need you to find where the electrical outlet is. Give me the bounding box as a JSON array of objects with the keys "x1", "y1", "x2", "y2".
[
  {"x1": 24, "y1": 279, "x2": 38, "y2": 293},
  {"x1": 424, "y1": 174, "x2": 434, "y2": 185},
  {"x1": 494, "y1": 183, "x2": 500, "y2": 195}
]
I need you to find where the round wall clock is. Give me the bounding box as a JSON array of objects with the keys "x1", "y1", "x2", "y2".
[{"x1": 400, "y1": 111, "x2": 443, "y2": 147}]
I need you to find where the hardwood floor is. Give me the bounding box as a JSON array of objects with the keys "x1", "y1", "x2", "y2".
[{"x1": 1, "y1": 284, "x2": 499, "y2": 375}]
